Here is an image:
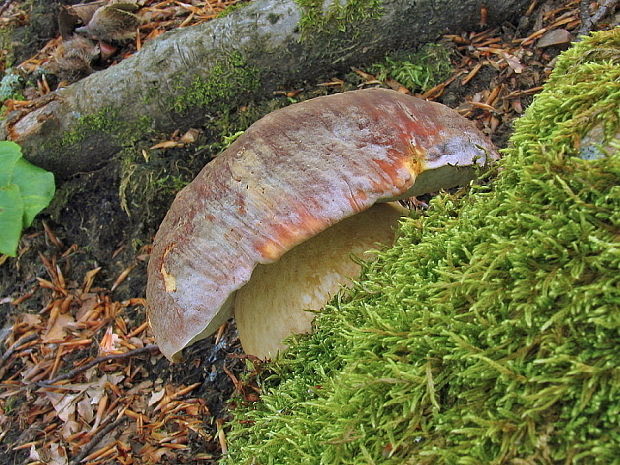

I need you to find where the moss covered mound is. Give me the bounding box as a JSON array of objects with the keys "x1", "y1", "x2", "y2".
[{"x1": 225, "y1": 28, "x2": 620, "y2": 464}]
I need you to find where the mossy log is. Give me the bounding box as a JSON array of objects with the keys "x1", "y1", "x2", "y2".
[{"x1": 2, "y1": 0, "x2": 528, "y2": 179}]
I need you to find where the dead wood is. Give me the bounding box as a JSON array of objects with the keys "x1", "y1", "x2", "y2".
[{"x1": 1, "y1": 0, "x2": 528, "y2": 180}]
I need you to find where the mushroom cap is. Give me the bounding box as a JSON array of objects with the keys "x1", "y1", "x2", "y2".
[{"x1": 146, "y1": 88, "x2": 499, "y2": 361}]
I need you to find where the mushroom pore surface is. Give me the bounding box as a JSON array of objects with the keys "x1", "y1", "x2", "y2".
[{"x1": 234, "y1": 202, "x2": 407, "y2": 359}]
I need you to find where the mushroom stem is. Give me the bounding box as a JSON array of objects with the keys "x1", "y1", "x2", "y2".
[{"x1": 234, "y1": 202, "x2": 407, "y2": 359}]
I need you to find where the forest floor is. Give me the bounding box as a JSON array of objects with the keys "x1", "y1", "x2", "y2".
[{"x1": 0, "y1": 0, "x2": 617, "y2": 464}]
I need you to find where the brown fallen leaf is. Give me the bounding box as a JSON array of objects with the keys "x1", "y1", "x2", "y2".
[
  {"x1": 351, "y1": 66, "x2": 377, "y2": 82},
  {"x1": 111, "y1": 263, "x2": 137, "y2": 291},
  {"x1": 462, "y1": 62, "x2": 483, "y2": 85},
  {"x1": 42, "y1": 313, "x2": 75, "y2": 342},
  {"x1": 29, "y1": 442, "x2": 69, "y2": 465},
  {"x1": 20, "y1": 313, "x2": 42, "y2": 326},
  {"x1": 76, "y1": 293, "x2": 99, "y2": 321},
  {"x1": 77, "y1": 395, "x2": 94, "y2": 423},
  {"x1": 148, "y1": 388, "x2": 166, "y2": 407},
  {"x1": 502, "y1": 52, "x2": 524, "y2": 73},
  {"x1": 317, "y1": 78, "x2": 345, "y2": 87},
  {"x1": 45, "y1": 390, "x2": 80, "y2": 422},
  {"x1": 385, "y1": 78, "x2": 410, "y2": 94},
  {"x1": 82, "y1": 267, "x2": 102, "y2": 293}
]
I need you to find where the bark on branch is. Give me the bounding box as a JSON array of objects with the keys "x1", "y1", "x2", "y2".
[{"x1": 2, "y1": 0, "x2": 528, "y2": 179}]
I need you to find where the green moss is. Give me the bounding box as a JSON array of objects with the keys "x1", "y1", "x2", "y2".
[
  {"x1": 216, "y1": 1, "x2": 250, "y2": 18},
  {"x1": 0, "y1": 26, "x2": 14, "y2": 68},
  {"x1": 170, "y1": 52, "x2": 260, "y2": 114},
  {"x1": 225, "y1": 28, "x2": 620, "y2": 464},
  {"x1": 221, "y1": 130, "x2": 245, "y2": 148},
  {"x1": 370, "y1": 43, "x2": 453, "y2": 92},
  {"x1": 43, "y1": 109, "x2": 154, "y2": 222},
  {"x1": 53, "y1": 107, "x2": 153, "y2": 151},
  {"x1": 140, "y1": 85, "x2": 160, "y2": 106},
  {"x1": 295, "y1": 0, "x2": 383, "y2": 39},
  {"x1": 47, "y1": 50, "x2": 257, "y2": 170},
  {"x1": 118, "y1": 153, "x2": 192, "y2": 218},
  {"x1": 3, "y1": 395, "x2": 19, "y2": 414},
  {"x1": 60, "y1": 109, "x2": 117, "y2": 147}
]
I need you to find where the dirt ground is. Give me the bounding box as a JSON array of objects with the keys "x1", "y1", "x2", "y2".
[{"x1": 0, "y1": 0, "x2": 617, "y2": 464}]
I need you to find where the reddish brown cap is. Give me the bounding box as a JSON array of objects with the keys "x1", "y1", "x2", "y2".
[{"x1": 146, "y1": 88, "x2": 498, "y2": 360}]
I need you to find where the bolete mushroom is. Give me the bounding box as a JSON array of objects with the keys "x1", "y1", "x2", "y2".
[{"x1": 146, "y1": 88, "x2": 499, "y2": 361}]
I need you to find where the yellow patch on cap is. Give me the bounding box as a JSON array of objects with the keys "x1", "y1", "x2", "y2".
[{"x1": 161, "y1": 245, "x2": 177, "y2": 292}]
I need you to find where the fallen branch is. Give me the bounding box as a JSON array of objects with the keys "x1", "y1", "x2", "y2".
[{"x1": 1, "y1": 0, "x2": 529, "y2": 180}]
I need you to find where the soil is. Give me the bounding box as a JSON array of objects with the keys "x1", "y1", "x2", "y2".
[{"x1": 0, "y1": 0, "x2": 616, "y2": 463}]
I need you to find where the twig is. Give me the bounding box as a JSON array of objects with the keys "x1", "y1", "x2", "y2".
[
  {"x1": 0, "y1": 332, "x2": 38, "y2": 368},
  {"x1": 37, "y1": 344, "x2": 159, "y2": 386},
  {"x1": 69, "y1": 415, "x2": 127, "y2": 465},
  {"x1": 578, "y1": 0, "x2": 619, "y2": 37}
]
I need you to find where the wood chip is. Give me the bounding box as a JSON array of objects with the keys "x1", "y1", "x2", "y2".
[
  {"x1": 111, "y1": 264, "x2": 137, "y2": 292},
  {"x1": 216, "y1": 418, "x2": 227, "y2": 454},
  {"x1": 461, "y1": 62, "x2": 483, "y2": 85},
  {"x1": 150, "y1": 140, "x2": 183, "y2": 150},
  {"x1": 469, "y1": 101, "x2": 497, "y2": 112},
  {"x1": 536, "y1": 28, "x2": 572, "y2": 47}
]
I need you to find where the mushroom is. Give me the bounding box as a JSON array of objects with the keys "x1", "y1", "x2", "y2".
[
  {"x1": 146, "y1": 88, "x2": 499, "y2": 361},
  {"x1": 48, "y1": 36, "x2": 100, "y2": 81},
  {"x1": 75, "y1": 2, "x2": 140, "y2": 43}
]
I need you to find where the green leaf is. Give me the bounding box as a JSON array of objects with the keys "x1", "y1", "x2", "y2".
[
  {"x1": 0, "y1": 184, "x2": 24, "y2": 256},
  {"x1": 0, "y1": 141, "x2": 55, "y2": 256},
  {"x1": 0, "y1": 140, "x2": 21, "y2": 186},
  {"x1": 13, "y1": 157, "x2": 55, "y2": 227}
]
